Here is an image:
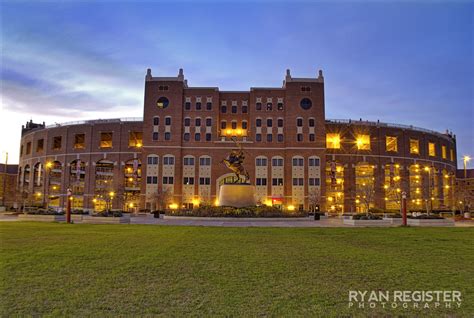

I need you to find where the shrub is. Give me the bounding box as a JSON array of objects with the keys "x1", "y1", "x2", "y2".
[
  {"x1": 352, "y1": 213, "x2": 382, "y2": 220},
  {"x1": 167, "y1": 205, "x2": 307, "y2": 218},
  {"x1": 94, "y1": 211, "x2": 123, "y2": 217},
  {"x1": 409, "y1": 214, "x2": 444, "y2": 220}
]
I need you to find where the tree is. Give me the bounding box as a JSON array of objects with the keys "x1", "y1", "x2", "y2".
[
  {"x1": 149, "y1": 187, "x2": 172, "y2": 211},
  {"x1": 308, "y1": 188, "x2": 321, "y2": 213},
  {"x1": 355, "y1": 182, "x2": 375, "y2": 215},
  {"x1": 454, "y1": 186, "x2": 474, "y2": 214}
]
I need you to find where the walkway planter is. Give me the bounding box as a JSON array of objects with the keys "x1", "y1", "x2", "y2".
[
  {"x1": 407, "y1": 218, "x2": 454, "y2": 227},
  {"x1": 383, "y1": 217, "x2": 403, "y2": 225},
  {"x1": 82, "y1": 215, "x2": 130, "y2": 224},
  {"x1": 18, "y1": 214, "x2": 66, "y2": 222},
  {"x1": 343, "y1": 219, "x2": 392, "y2": 227}
]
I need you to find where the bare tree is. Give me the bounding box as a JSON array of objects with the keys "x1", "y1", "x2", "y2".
[
  {"x1": 308, "y1": 188, "x2": 321, "y2": 213},
  {"x1": 454, "y1": 186, "x2": 474, "y2": 214},
  {"x1": 355, "y1": 182, "x2": 375, "y2": 215},
  {"x1": 149, "y1": 187, "x2": 172, "y2": 211}
]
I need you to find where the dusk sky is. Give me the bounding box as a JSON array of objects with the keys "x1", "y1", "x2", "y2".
[{"x1": 1, "y1": 1, "x2": 473, "y2": 167}]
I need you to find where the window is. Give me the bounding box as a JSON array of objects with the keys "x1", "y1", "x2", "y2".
[
  {"x1": 195, "y1": 118, "x2": 201, "y2": 126},
  {"x1": 326, "y1": 133, "x2": 341, "y2": 149},
  {"x1": 183, "y1": 177, "x2": 195, "y2": 185},
  {"x1": 221, "y1": 121, "x2": 226, "y2": 129},
  {"x1": 266, "y1": 103, "x2": 272, "y2": 111},
  {"x1": 277, "y1": 119, "x2": 283, "y2": 127},
  {"x1": 100, "y1": 132, "x2": 113, "y2": 148},
  {"x1": 309, "y1": 158, "x2": 320, "y2": 166},
  {"x1": 428, "y1": 142, "x2": 436, "y2": 157},
  {"x1": 231, "y1": 105, "x2": 237, "y2": 113},
  {"x1": 267, "y1": 119, "x2": 273, "y2": 127},
  {"x1": 129, "y1": 132, "x2": 143, "y2": 147},
  {"x1": 242, "y1": 121, "x2": 248, "y2": 129},
  {"x1": 309, "y1": 118, "x2": 315, "y2": 127},
  {"x1": 277, "y1": 134, "x2": 284, "y2": 142},
  {"x1": 36, "y1": 139, "x2": 44, "y2": 152},
  {"x1": 410, "y1": 139, "x2": 419, "y2": 154},
  {"x1": 450, "y1": 149, "x2": 454, "y2": 161},
  {"x1": 163, "y1": 176, "x2": 174, "y2": 184},
  {"x1": 158, "y1": 85, "x2": 169, "y2": 91},
  {"x1": 309, "y1": 178, "x2": 320, "y2": 186},
  {"x1": 206, "y1": 133, "x2": 212, "y2": 141},
  {"x1": 199, "y1": 177, "x2": 211, "y2": 185},
  {"x1": 26, "y1": 142, "x2": 31, "y2": 155},
  {"x1": 221, "y1": 106, "x2": 227, "y2": 113},
  {"x1": 277, "y1": 102, "x2": 283, "y2": 110},
  {"x1": 300, "y1": 98, "x2": 312, "y2": 110},
  {"x1": 272, "y1": 158, "x2": 283, "y2": 166},
  {"x1": 206, "y1": 102, "x2": 212, "y2": 110},
  {"x1": 297, "y1": 134, "x2": 303, "y2": 142},
  {"x1": 231, "y1": 121, "x2": 237, "y2": 129},
  {"x1": 301, "y1": 86, "x2": 311, "y2": 92},
  {"x1": 53, "y1": 136, "x2": 62, "y2": 150},
  {"x1": 272, "y1": 178, "x2": 284, "y2": 186},
  {"x1": 165, "y1": 117, "x2": 171, "y2": 125},
  {"x1": 267, "y1": 134, "x2": 273, "y2": 142},
  {"x1": 297, "y1": 118, "x2": 303, "y2": 127},
  {"x1": 164, "y1": 132, "x2": 171, "y2": 141},
  {"x1": 256, "y1": 134, "x2": 262, "y2": 142},
  {"x1": 153, "y1": 117, "x2": 159, "y2": 125},
  {"x1": 309, "y1": 134, "x2": 315, "y2": 142},
  {"x1": 152, "y1": 132, "x2": 159, "y2": 141},
  {"x1": 256, "y1": 119, "x2": 262, "y2": 127},
  {"x1": 206, "y1": 118, "x2": 212, "y2": 127},
  {"x1": 199, "y1": 157, "x2": 211, "y2": 166},
  {"x1": 242, "y1": 105, "x2": 248, "y2": 113},
  {"x1": 442, "y1": 145, "x2": 447, "y2": 159},
  {"x1": 386, "y1": 136, "x2": 398, "y2": 152},
  {"x1": 195, "y1": 133, "x2": 201, "y2": 141},
  {"x1": 292, "y1": 158, "x2": 304, "y2": 166},
  {"x1": 146, "y1": 176, "x2": 158, "y2": 184},
  {"x1": 293, "y1": 178, "x2": 304, "y2": 186},
  {"x1": 20, "y1": 145, "x2": 23, "y2": 156},
  {"x1": 184, "y1": 118, "x2": 191, "y2": 126},
  {"x1": 183, "y1": 133, "x2": 190, "y2": 141},
  {"x1": 147, "y1": 156, "x2": 158, "y2": 165},
  {"x1": 356, "y1": 134, "x2": 370, "y2": 150},
  {"x1": 256, "y1": 102, "x2": 262, "y2": 110},
  {"x1": 256, "y1": 158, "x2": 267, "y2": 166},
  {"x1": 196, "y1": 102, "x2": 202, "y2": 110},
  {"x1": 185, "y1": 102, "x2": 191, "y2": 110},
  {"x1": 157, "y1": 96, "x2": 169, "y2": 109},
  {"x1": 256, "y1": 178, "x2": 267, "y2": 186},
  {"x1": 163, "y1": 156, "x2": 174, "y2": 165}
]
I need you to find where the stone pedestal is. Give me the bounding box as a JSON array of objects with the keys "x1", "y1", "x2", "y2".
[{"x1": 218, "y1": 184, "x2": 256, "y2": 207}]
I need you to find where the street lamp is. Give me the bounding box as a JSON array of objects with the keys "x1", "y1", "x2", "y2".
[
  {"x1": 463, "y1": 155, "x2": 471, "y2": 179},
  {"x1": 424, "y1": 166, "x2": 432, "y2": 215}
]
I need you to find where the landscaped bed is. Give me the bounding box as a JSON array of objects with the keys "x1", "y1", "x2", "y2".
[
  {"x1": 166, "y1": 205, "x2": 308, "y2": 218},
  {"x1": 0, "y1": 223, "x2": 472, "y2": 316}
]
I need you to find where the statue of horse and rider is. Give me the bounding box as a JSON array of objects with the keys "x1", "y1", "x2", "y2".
[{"x1": 220, "y1": 138, "x2": 250, "y2": 183}]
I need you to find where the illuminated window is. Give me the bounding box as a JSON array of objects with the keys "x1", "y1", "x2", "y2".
[
  {"x1": 442, "y1": 145, "x2": 447, "y2": 159},
  {"x1": 450, "y1": 149, "x2": 454, "y2": 161},
  {"x1": 74, "y1": 134, "x2": 85, "y2": 149},
  {"x1": 356, "y1": 135, "x2": 370, "y2": 150},
  {"x1": 129, "y1": 132, "x2": 143, "y2": 147},
  {"x1": 428, "y1": 142, "x2": 436, "y2": 157},
  {"x1": 326, "y1": 133, "x2": 340, "y2": 149},
  {"x1": 386, "y1": 136, "x2": 397, "y2": 152},
  {"x1": 410, "y1": 139, "x2": 419, "y2": 154},
  {"x1": 100, "y1": 133, "x2": 113, "y2": 148}
]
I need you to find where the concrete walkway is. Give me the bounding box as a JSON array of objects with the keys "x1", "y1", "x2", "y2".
[{"x1": 2, "y1": 213, "x2": 473, "y2": 227}]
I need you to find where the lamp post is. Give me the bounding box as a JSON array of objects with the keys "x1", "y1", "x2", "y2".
[
  {"x1": 424, "y1": 166, "x2": 433, "y2": 215},
  {"x1": 464, "y1": 156, "x2": 471, "y2": 179},
  {"x1": 42, "y1": 162, "x2": 52, "y2": 209}
]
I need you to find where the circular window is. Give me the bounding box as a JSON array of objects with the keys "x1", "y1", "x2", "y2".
[
  {"x1": 156, "y1": 97, "x2": 169, "y2": 109},
  {"x1": 300, "y1": 98, "x2": 312, "y2": 110}
]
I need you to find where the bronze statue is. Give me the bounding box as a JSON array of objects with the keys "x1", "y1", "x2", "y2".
[{"x1": 221, "y1": 138, "x2": 250, "y2": 183}]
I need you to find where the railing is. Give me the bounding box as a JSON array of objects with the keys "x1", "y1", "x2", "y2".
[
  {"x1": 45, "y1": 117, "x2": 143, "y2": 128},
  {"x1": 326, "y1": 119, "x2": 455, "y2": 140}
]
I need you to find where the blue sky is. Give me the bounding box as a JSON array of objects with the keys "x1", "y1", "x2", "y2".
[{"x1": 1, "y1": 1, "x2": 473, "y2": 166}]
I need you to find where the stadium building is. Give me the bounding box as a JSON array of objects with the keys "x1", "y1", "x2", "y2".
[{"x1": 17, "y1": 69, "x2": 458, "y2": 213}]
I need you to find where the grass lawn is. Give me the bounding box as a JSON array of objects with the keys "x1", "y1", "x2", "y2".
[{"x1": 1, "y1": 222, "x2": 473, "y2": 317}]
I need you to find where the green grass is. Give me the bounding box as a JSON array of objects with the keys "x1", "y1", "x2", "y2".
[{"x1": 1, "y1": 223, "x2": 473, "y2": 317}]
